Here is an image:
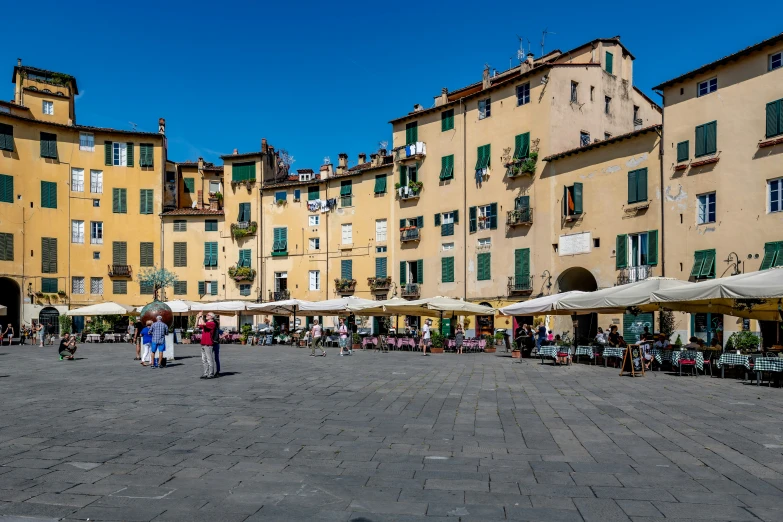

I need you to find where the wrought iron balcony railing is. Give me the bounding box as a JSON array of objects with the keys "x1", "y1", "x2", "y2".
[
  {"x1": 400, "y1": 228, "x2": 421, "y2": 242},
  {"x1": 507, "y1": 276, "x2": 533, "y2": 295},
  {"x1": 401, "y1": 283, "x2": 420, "y2": 299},
  {"x1": 506, "y1": 208, "x2": 533, "y2": 226},
  {"x1": 108, "y1": 264, "x2": 132, "y2": 277},
  {"x1": 617, "y1": 265, "x2": 654, "y2": 285}
]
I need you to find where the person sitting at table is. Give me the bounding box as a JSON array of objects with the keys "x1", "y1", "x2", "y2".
[
  {"x1": 654, "y1": 333, "x2": 670, "y2": 350},
  {"x1": 684, "y1": 336, "x2": 701, "y2": 349},
  {"x1": 595, "y1": 327, "x2": 606, "y2": 345},
  {"x1": 58, "y1": 333, "x2": 78, "y2": 360},
  {"x1": 547, "y1": 330, "x2": 554, "y2": 342},
  {"x1": 607, "y1": 326, "x2": 621, "y2": 347},
  {"x1": 641, "y1": 326, "x2": 653, "y2": 342},
  {"x1": 709, "y1": 337, "x2": 722, "y2": 352}
]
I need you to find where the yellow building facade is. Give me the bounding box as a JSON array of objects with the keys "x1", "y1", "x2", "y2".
[{"x1": 0, "y1": 61, "x2": 165, "y2": 334}]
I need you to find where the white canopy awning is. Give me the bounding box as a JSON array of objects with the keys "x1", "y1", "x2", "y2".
[
  {"x1": 346, "y1": 298, "x2": 409, "y2": 316},
  {"x1": 557, "y1": 278, "x2": 691, "y2": 314},
  {"x1": 190, "y1": 301, "x2": 250, "y2": 313},
  {"x1": 650, "y1": 268, "x2": 783, "y2": 320},
  {"x1": 381, "y1": 296, "x2": 495, "y2": 317},
  {"x1": 499, "y1": 291, "x2": 585, "y2": 316},
  {"x1": 246, "y1": 299, "x2": 312, "y2": 315},
  {"x1": 135, "y1": 300, "x2": 199, "y2": 315},
  {"x1": 297, "y1": 297, "x2": 377, "y2": 316},
  {"x1": 67, "y1": 302, "x2": 137, "y2": 316}
]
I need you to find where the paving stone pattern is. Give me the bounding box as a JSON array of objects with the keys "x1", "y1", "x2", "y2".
[{"x1": 0, "y1": 343, "x2": 781, "y2": 521}]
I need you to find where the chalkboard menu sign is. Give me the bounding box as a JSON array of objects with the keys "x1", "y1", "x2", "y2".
[{"x1": 620, "y1": 344, "x2": 645, "y2": 377}]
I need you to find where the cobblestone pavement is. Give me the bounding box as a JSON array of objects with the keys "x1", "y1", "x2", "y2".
[{"x1": 0, "y1": 343, "x2": 781, "y2": 521}]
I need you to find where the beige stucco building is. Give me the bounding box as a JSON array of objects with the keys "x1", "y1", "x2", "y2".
[{"x1": 0, "y1": 60, "x2": 166, "y2": 334}]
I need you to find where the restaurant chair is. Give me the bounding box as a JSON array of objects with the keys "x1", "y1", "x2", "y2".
[{"x1": 679, "y1": 356, "x2": 698, "y2": 376}]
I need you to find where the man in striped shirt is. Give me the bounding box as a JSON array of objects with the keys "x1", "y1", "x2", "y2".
[{"x1": 149, "y1": 316, "x2": 169, "y2": 369}]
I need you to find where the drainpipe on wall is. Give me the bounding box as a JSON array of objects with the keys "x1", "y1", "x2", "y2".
[
  {"x1": 461, "y1": 99, "x2": 467, "y2": 300},
  {"x1": 656, "y1": 94, "x2": 665, "y2": 278}
]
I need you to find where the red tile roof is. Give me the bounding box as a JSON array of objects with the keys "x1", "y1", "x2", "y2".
[
  {"x1": 543, "y1": 125, "x2": 662, "y2": 162},
  {"x1": 160, "y1": 208, "x2": 225, "y2": 216},
  {"x1": 0, "y1": 111, "x2": 163, "y2": 137}
]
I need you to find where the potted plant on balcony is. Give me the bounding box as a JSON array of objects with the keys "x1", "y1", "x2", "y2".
[
  {"x1": 334, "y1": 278, "x2": 356, "y2": 293},
  {"x1": 408, "y1": 180, "x2": 423, "y2": 194},
  {"x1": 228, "y1": 265, "x2": 256, "y2": 282},
  {"x1": 231, "y1": 221, "x2": 258, "y2": 239}
]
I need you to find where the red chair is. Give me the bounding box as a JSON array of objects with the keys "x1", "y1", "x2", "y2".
[{"x1": 679, "y1": 358, "x2": 697, "y2": 376}]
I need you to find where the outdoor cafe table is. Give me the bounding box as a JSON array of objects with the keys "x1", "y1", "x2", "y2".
[
  {"x1": 752, "y1": 357, "x2": 783, "y2": 386},
  {"x1": 362, "y1": 336, "x2": 378, "y2": 349},
  {"x1": 575, "y1": 346, "x2": 594, "y2": 362},
  {"x1": 651, "y1": 348, "x2": 673, "y2": 366},
  {"x1": 670, "y1": 350, "x2": 704, "y2": 371},
  {"x1": 537, "y1": 345, "x2": 558, "y2": 363},
  {"x1": 716, "y1": 353, "x2": 751, "y2": 379},
  {"x1": 602, "y1": 347, "x2": 625, "y2": 367},
  {"x1": 86, "y1": 334, "x2": 101, "y2": 343}
]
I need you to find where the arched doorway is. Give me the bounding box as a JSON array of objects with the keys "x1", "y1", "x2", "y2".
[
  {"x1": 39, "y1": 307, "x2": 60, "y2": 336},
  {"x1": 476, "y1": 301, "x2": 494, "y2": 338},
  {"x1": 0, "y1": 278, "x2": 21, "y2": 337},
  {"x1": 557, "y1": 267, "x2": 598, "y2": 343}
]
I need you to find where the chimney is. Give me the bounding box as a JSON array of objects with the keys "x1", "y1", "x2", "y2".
[
  {"x1": 482, "y1": 66, "x2": 491, "y2": 89},
  {"x1": 336, "y1": 153, "x2": 348, "y2": 175},
  {"x1": 261, "y1": 138, "x2": 268, "y2": 153},
  {"x1": 233, "y1": 148, "x2": 238, "y2": 155},
  {"x1": 358, "y1": 153, "x2": 366, "y2": 165},
  {"x1": 370, "y1": 153, "x2": 378, "y2": 167},
  {"x1": 435, "y1": 87, "x2": 448, "y2": 107},
  {"x1": 158, "y1": 118, "x2": 166, "y2": 135},
  {"x1": 379, "y1": 148, "x2": 387, "y2": 158},
  {"x1": 320, "y1": 164, "x2": 333, "y2": 178},
  {"x1": 17, "y1": 58, "x2": 21, "y2": 66},
  {"x1": 198, "y1": 157, "x2": 204, "y2": 172},
  {"x1": 413, "y1": 104, "x2": 424, "y2": 112}
]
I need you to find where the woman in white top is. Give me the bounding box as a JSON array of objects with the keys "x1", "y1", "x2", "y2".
[
  {"x1": 310, "y1": 319, "x2": 326, "y2": 357},
  {"x1": 338, "y1": 318, "x2": 350, "y2": 356},
  {"x1": 421, "y1": 320, "x2": 431, "y2": 356}
]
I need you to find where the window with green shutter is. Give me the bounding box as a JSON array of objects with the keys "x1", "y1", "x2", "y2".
[
  {"x1": 232, "y1": 161, "x2": 256, "y2": 182},
  {"x1": 676, "y1": 141, "x2": 689, "y2": 163},
  {"x1": 239, "y1": 284, "x2": 251, "y2": 296},
  {"x1": 112, "y1": 188, "x2": 127, "y2": 213},
  {"x1": 477, "y1": 253, "x2": 491, "y2": 281},
  {"x1": 41, "y1": 278, "x2": 58, "y2": 293},
  {"x1": 475, "y1": 144, "x2": 491, "y2": 169},
  {"x1": 0, "y1": 123, "x2": 13, "y2": 152},
  {"x1": 126, "y1": 142, "x2": 134, "y2": 167},
  {"x1": 204, "y1": 242, "x2": 218, "y2": 267},
  {"x1": 308, "y1": 185, "x2": 319, "y2": 201},
  {"x1": 41, "y1": 237, "x2": 57, "y2": 273},
  {"x1": 139, "y1": 143, "x2": 154, "y2": 167},
  {"x1": 340, "y1": 180, "x2": 352, "y2": 196},
  {"x1": 691, "y1": 249, "x2": 716, "y2": 279},
  {"x1": 238, "y1": 202, "x2": 250, "y2": 222},
  {"x1": 173, "y1": 242, "x2": 187, "y2": 267},
  {"x1": 140, "y1": 281, "x2": 154, "y2": 295},
  {"x1": 399, "y1": 261, "x2": 407, "y2": 285},
  {"x1": 563, "y1": 183, "x2": 583, "y2": 216},
  {"x1": 198, "y1": 281, "x2": 206, "y2": 295},
  {"x1": 210, "y1": 280, "x2": 218, "y2": 296},
  {"x1": 627, "y1": 168, "x2": 648, "y2": 204},
  {"x1": 760, "y1": 241, "x2": 783, "y2": 270},
  {"x1": 173, "y1": 281, "x2": 187, "y2": 295},
  {"x1": 112, "y1": 241, "x2": 127, "y2": 264},
  {"x1": 469, "y1": 206, "x2": 477, "y2": 232},
  {"x1": 647, "y1": 230, "x2": 659, "y2": 265},
  {"x1": 41, "y1": 181, "x2": 57, "y2": 209},
  {"x1": 341, "y1": 259, "x2": 352, "y2": 280},
  {"x1": 616, "y1": 235, "x2": 628, "y2": 269},
  {"x1": 695, "y1": 121, "x2": 717, "y2": 157},
  {"x1": 239, "y1": 249, "x2": 251, "y2": 267},
  {"x1": 205, "y1": 219, "x2": 218, "y2": 231},
  {"x1": 605, "y1": 51, "x2": 614, "y2": 74},
  {"x1": 442, "y1": 256, "x2": 454, "y2": 283},
  {"x1": 294, "y1": 189, "x2": 301, "y2": 201},
  {"x1": 139, "y1": 189, "x2": 153, "y2": 214},
  {"x1": 272, "y1": 228, "x2": 287, "y2": 255},
  {"x1": 405, "y1": 121, "x2": 418, "y2": 145},
  {"x1": 416, "y1": 259, "x2": 423, "y2": 284},
  {"x1": 104, "y1": 141, "x2": 113, "y2": 165},
  {"x1": 514, "y1": 248, "x2": 530, "y2": 290},
  {"x1": 40, "y1": 132, "x2": 57, "y2": 159},
  {"x1": 140, "y1": 242, "x2": 154, "y2": 267},
  {"x1": 374, "y1": 174, "x2": 387, "y2": 194},
  {"x1": 375, "y1": 257, "x2": 387, "y2": 278},
  {"x1": 183, "y1": 178, "x2": 195, "y2": 193},
  {"x1": 0, "y1": 174, "x2": 13, "y2": 204},
  {"x1": 113, "y1": 280, "x2": 127, "y2": 294},
  {"x1": 173, "y1": 220, "x2": 186, "y2": 232},
  {"x1": 766, "y1": 99, "x2": 783, "y2": 138},
  {"x1": 0, "y1": 232, "x2": 13, "y2": 261},
  {"x1": 440, "y1": 155, "x2": 454, "y2": 180},
  {"x1": 513, "y1": 133, "x2": 530, "y2": 160},
  {"x1": 441, "y1": 109, "x2": 454, "y2": 132}
]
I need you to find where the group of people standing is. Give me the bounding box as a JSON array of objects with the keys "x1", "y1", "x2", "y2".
[{"x1": 131, "y1": 316, "x2": 170, "y2": 368}]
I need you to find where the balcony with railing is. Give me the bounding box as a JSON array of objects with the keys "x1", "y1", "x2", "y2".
[
  {"x1": 231, "y1": 220, "x2": 258, "y2": 239},
  {"x1": 269, "y1": 289, "x2": 290, "y2": 301},
  {"x1": 506, "y1": 208, "x2": 533, "y2": 226},
  {"x1": 400, "y1": 227, "x2": 421, "y2": 243},
  {"x1": 271, "y1": 240, "x2": 288, "y2": 256},
  {"x1": 617, "y1": 265, "x2": 654, "y2": 285},
  {"x1": 397, "y1": 183, "x2": 422, "y2": 200},
  {"x1": 108, "y1": 264, "x2": 132, "y2": 277},
  {"x1": 507, "y1": 276, "x2": 533, "y2": 296},
  {"x1": 401, "y1": 283, "x2": 420, "y2": 299},
  {"x1": 335, "y1": 278, "x2": 357, "y2": 294},
  {"x1": 394, "y1": 142, "x2": 426, "y2": 162},
  {"x1": 368, "y1": 276, "x2": 392, "y2": 292}
]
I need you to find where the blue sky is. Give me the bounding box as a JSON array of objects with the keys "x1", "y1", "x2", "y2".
[{"x1": 2, "y1": 1, "x2": 779, "y2": 170}]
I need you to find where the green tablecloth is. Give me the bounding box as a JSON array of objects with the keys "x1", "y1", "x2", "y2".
[
  {"x1": 671, "y1": 350, "x2": 704, "y2": 371},
  {"x1": 716, "y1": 353, "x2": 751, "y2": 369},
  {"x1": 753, "y1": 357, "x2": 783, "y2": 373},
  {"x1": 537, "y1": 346, "x2": 558, "y2": 359},
  {"x1": 575, "y1": 346, "x2": 594, "y2": 358},
  {"x1": 602, "y1": 347, "x2": 625, "y2": 359}
]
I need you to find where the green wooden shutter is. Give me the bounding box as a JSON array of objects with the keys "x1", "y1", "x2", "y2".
[
  {"x1": 183, "y1": 178, "x2": 194, "y2": 193},
  {"x1": 647, "y1": 230, "x2": 658, "y2": 265},
  {"x1": 113, "y1": 188, "x2": 120, "y2": 213},
  {"x1": 416, "y1": 259, "x2": 423, "y2": 284},
  {"x1": 0, "y1": 123, "x2": 13, "y2": 152},
  {"x1": 606, "y1": 51, "x2": 613, "y2": 74},
  {"x1": 41, "y1": 181, "x2": 56, "y2": 209},
  {"x1": 374, "y1": 175, "x2": 386, "y2": 194},
  {"x1": 105, "y1": 141, "x2": 112, "y2": 165},
  {"x1": 340, "y1": 181, "x2": 351, "y2": 196},
  {"x1": 760, "y1": 242, "x2": 777, "y2": 270},
  {"x1": 204, "y1": 243, "x2": 210, "y2": 266},
  {"x1": 399, "y1": 219, "x2": 406, "y2": 230},
  {"x1": 399, "y1": 261, "x2": 407, "y2": 285},
  {"x1": 441, "y1": 109, "x2": 454, "y2": 131},
  {"x1": 211, "y1": 242, "x2": 218, "y2": 267},
  {"x1": 705, "y1": 121, "x2": 717, "y2": 155},
  {"x1": 440, "y1": 155, "x2": 455, "y2": 180},
  {"x1": 453, "y1": 209, "x2": 459, "y2": 224},
  {"x1": 695, "y1": 124, "x2": 705, "y2": 157},
  {"x1": 239, "y1": 202, "x2": 250, "y2": 222},
  {"x1": 174, "y1": 242, "x2": 187, "y2": 267},
  {"x1": 489, "y1": 203, "x2": 498, "y2": 229},
  {"x1": 113, "y1": 188, "x2": 127, "y2": 213},
  {"x1": 41, "y1": 278, "x2": 58, "y2": 293},
  {"x1": 690, "y1": 251, "x2": 706, "y2": 277},
  {"x1": 399, "y1": 165, "x2": 406, "y2": 186},
  {"x1": 126, "y1": 142, "x2": 134, "y2": 167},
  {"x1": 140, "y1": 242, "x2": 154, "y2": 267},
  {"x1": 442, "y1": 257, "x2": 454, "y2": 283},
  {"x1": 140, "y1": 189, "x2": 153, "y2": 214},
  {"x1": 406, "y1": 122, "x2": 418, "y2": 144},
  {"x1": 573, "y1": 182, "x2": 583, "y2": 214},
  {"x1": 616, "y1": 235, "x2": 628, "y2": 269},
  {"x1": 766, "y1": 101, "x2": 780, "y2": 138},
  {"x1": 211, "y1": 280, "x2": 218, "y2": 295},
  {"x1": 308, "y1": 185, "x2": 319, "y2": 200},
  {"x1": 416, "y1": 216, "x2": 423, "y2": 229},
  {"x1": 677, "y1": 141, "x2": 689, "y2": 162},
  {"x1": 112, "y1": 241, "x2": 127, "y2": 264},
  {"x1": 773, "y1": 242, "x2": 783, "y2": 268},
  {"x1": 41, "y1": 237, "x2": 57, "y2": 273},
  {"x1": 515, "y1": 248, "x2": 530, "y2": 284},
  {"x1": 514, "y1": 133, "x2": 530, "y2": 159},
  {"x1": 516, "y1": 195, "x2": 530, "y2": 210},
  {"x1": 469, "y1": 206, "x2": 477, "y2": 232},
  {"x1": 477, "y1": 253, "x2": 491, "y2": 281},
  {"x1": 628, "y1": 168, "x2": 647, "y2": 203},
  {"x1": 627, "y1": 170, "x2": 637, "y2": 204},
  {"x1": 375, "y1": 257, "x2": 387, "y2": 278},
  {"x1": 198, "y1": 281, "x2": 206, "y2": 295},
  {"x1": 341, "y1": 259, "x2": 352, "y2": 280},
  {"x1": 0, "y1": 174, "x2": 12, "y2": 204},
  {"x1": 700, "y1": 249, "x2": 716, "y2": 278},
  {"x1": 434, "y1": 213, "x2": 441, "y2": 227}
]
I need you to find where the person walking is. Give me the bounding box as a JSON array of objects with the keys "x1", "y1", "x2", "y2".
[
  {"x1": 2, "y1": 324, "x2": 14, "y2": 346},
  {"x1": 140, "y1": 320, "x2": 152, "y2": 366},
  {"x1": 36, "y1": 322, "x2": 45, "y2": 348},
  {"x1": 338, "y1": 318, "x2": 350, "y2": 356},
  {"x1": 310, "y1": 319, "x2": 326, "y2": 357},
  {"x1": 212, "y1": 315, "x2": 221, "y2": 376},
  {"x1": 536, "y1": 322, "x2": 547, "y2": 351},
  {"x1": 149, "y1": 316, "x2": 168, "y2": 369},
  {"x1": 196, "y1": 312, "x2": 216, "y2": 379},
  {"x1": 455, "y1": 323, "x2": 464, "y2": 355},
  {"x1": 421, "y1": 320, "x2": 431, "y2": 356},
  {"x1": 132, "y1": 319, "x2": 143, "y2": 360}
]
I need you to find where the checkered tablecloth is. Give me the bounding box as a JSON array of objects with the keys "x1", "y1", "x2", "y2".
[
  {"x1": 575, "y1": 346, "x2": 594, "y2": 359},
  {"x1": 602, "y1": 347, "x2": 625, "y2": 359},
  {"x1": 651, "y1": 349, "x2": 673, "y2": 365},
  {"x1": 671, "y1": 350, "x2": 704, "y2": 371},
  {"x1": 537, "y1": 346, "x2": 558, "y2": 359},
  {"x1": 753, "y1": 357, "x2": 783, "y2": 373},
  {"x1": 716, "y1": 353, "x2": 751, "y2": 369}
]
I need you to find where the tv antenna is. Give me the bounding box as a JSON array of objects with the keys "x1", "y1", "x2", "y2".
[
  {"x1": 378, "y1": 140, "x2": 388, "y2": 150},
  {"x1": 516, "y1": 35, "x2": 531, "y2": 62},
  {"x1": 128, "y1": 121, "x2": 138, "y2": 131},
  {"x1": 323, "y1": 156, "x2": 331, "y2": 165},
  {"x1": 541, "y1": 28, "x2": 556, "y2": 57}
]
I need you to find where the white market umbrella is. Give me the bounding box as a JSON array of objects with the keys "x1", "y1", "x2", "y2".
[
  {"x1": 134, "y1": 300, "x2": 199, "y2": 315},
  {"x1": 499, "y1": 291, "x2": 585, "y2": 316},
  {"x1": 381, "y1": 296, "x2": 495, "y2": 318},
  {"x1": 247, "y1": 299, "x2": 311, "y2": 315},
  {"x1": 557, "y1": 278, "x2": 692, "y2": 314},
  {"x1": 297, "y1": 297, "x2": 377, "y2": 316},
  {"x1": 190, "y1": 301, "x2": 249, "y2": 313},
  {"x1": 346, "y1": 298, "x2": 410, "y2": 316},
  {"x1": 650, "y1": 268, "x2": 783, "y2": 321},
  {"x1": 67, "y1": 302, "x2": 137, "y2": 316}
]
